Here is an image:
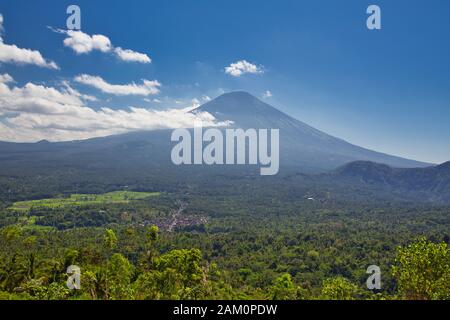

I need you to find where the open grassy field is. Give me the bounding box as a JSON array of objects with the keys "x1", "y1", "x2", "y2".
[{"x1": 9, "y1": 191, "x2": 160, "y2": 212}]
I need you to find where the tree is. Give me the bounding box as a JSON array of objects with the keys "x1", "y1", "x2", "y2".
[
  {"x1": 320, "y1": 277, "x2": 359, "y2": 300},
  {"x1": 392, "y1": 238, "x2": 449, "y2": 300},
  {"x1": 81, "y1": 270, "x2": 99, "y2": 300},
  {"x1": 22, "y1": 279, "x2": 70, "y2": 300},
  {"x1": 103, "y1": 229, "x2": 118, "y2": 251},
  {"x1": 269, "y1": 274, "x2": 298, "y2": 300},
  {"x1": 155, "y1": 249, "x2": 205, "y2": 299},
  {"x1": 143, "y1": 225, "x2": 159, "y2": 269},
  {"x1": 146, "y1": 225, "x2": 159, "y2": 244},
  {"x1": 133, "y1": 271, "x2": 160, "y2": 300},
  {"x1": 106, "y1": 253, "x2": 134, "y2": 300},
  {"x1": 102, "y1": 229, "x2": 118, "y2": 299},
  {"x1": 0, "y1": 225, "x2": 26, "y2": 291}
]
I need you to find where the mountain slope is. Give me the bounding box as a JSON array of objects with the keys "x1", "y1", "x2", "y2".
[
  {"x1": 334, "y1": 160, "x2": 450, "y2": 189},
  {"x1": 327, "y1": 160, "x2": 450, "y2": 202},
  {"x1": 194, "y1": 91, "x2": 430, "y2": 170}
]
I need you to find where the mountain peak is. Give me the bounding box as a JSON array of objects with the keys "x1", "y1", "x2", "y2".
[
  {"x1": 195, "y1": 91, "x2": 272, "y2": 115},
  {"x1": 214, "y1": 91, "x2": 258, "y2": 101},
  {"x1": 193, "y1": 91, "x2": 290, "y2": 129}
]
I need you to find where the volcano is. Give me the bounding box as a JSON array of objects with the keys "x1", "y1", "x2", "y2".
[
  {"x1": 0, "y1": 91, "x2": 431, "y2": 173},
  {"x1": 193, "y1": 91, "x2": 429, "y2": 171}
]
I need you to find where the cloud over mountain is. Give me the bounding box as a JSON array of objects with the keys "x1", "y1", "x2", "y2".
[{"x1": 0, "y1": 74, "x2": 230, "y2": 142}]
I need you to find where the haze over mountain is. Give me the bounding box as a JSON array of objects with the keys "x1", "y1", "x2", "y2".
[{"x1": 0, "y1": 91, "x2": 431, "y2": 173}]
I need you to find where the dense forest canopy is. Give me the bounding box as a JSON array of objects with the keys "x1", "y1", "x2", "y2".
[{"x1": 0, "y1": 169, "x2": 448, "y2": 300}]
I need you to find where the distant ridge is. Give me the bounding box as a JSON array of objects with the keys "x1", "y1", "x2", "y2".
[{"x1": 328, "y1": 160, "x2": 450, "y2": 202}]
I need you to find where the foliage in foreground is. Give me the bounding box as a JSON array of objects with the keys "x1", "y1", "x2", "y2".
[
  {"x1": 0, "y1": 225, "x2": 448, "y2": 300},
  {"x1": 392, "y1": 238, "x2": 449, "y2": 300}
]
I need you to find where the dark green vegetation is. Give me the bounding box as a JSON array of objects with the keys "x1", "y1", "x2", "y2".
[{"x1": 0, "y1": 170, "x2": 448, "y2": 300}]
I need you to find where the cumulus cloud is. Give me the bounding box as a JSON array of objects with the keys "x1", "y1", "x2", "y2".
[
  {"x1": 0, "y1": 74, "x2": 230, "y2": 142},
  {"x1": 225, "y1": 60, "x2": 263, "y2": 77},
  {"x1": 0, "y1": 14, "x2": 58, "y2": 69},
  {"x1": 262, "y1": 90, "x2": 273, "y2": 99},
  {"x1": 74, "y1": 74, "x2": 161, "y2": 96},
  {"x1": 114, "y1": 47, "x2": 151, "y2": 63},
  {"x1": 0, "y1": 43, "x2": 59, "y2": 69},
  {"x1": 0, "y1": 73, "x2": 14, "y2": 84},
  {"x1": 63, "y1": 30, "x2": 112, "y2": 54},
  {"x1": 61, "y1": 80, "x2": 98, "y2": 102},
  {"x1": 53, "y1": 28, "x2": 151, "y2": 64},
  {"x1": 0, "y1": 76, "x2": 86, "y2": 116}
]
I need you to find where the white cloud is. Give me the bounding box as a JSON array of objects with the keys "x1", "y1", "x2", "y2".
[
  {"x1": 262, "y1": 90, "x2": 273, "y2": 99},
  {"x1": 54, "y1": 29, "x2": 151, "y2": 64},
  {"x1": 0, "y1": 76, "x2": 86, "y2": 116},
  {"x1": 114, "y1": 47, "x2": 151, "y2": 63},
  {"x1": 63, "y1": 30, "x2": 112, "y2": 54},
  {"x1": 0, "y1": 74, "x2": 231, "y2": 142},
  {"x1": 61, "y1": 80, "x2": 98, "y2": 102},
  {"x1": 225, "y1": 60, "x2": 263, "y2": 77},
  {"x1": 74, "y1": 74, "x2": 161, "y2": 96},
  {"x1": 0, "y1": 73, "x2": 14, "y2": 84},
  {"x1": 187, "y1": 98, "x2": 201, "y2": 110},
  {"x1": 0, "y1": 43, "x2": 59, "y2": 69},
  {"x1": 0, "y1": 14, "x2": 58, "y2": 69}
]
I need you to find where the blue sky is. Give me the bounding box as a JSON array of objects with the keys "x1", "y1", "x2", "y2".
[{"x1": 0, "y1": 0, "x2": 449, "y2": 163}]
